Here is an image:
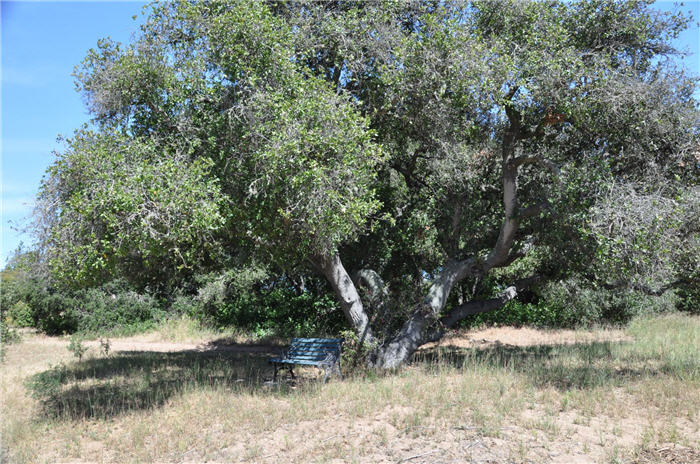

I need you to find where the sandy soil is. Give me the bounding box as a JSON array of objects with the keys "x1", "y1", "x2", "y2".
[
  {"x1": 26, "y1": 332, "x2": 283, "y2": 355},
  {"x1": 422, "y1": 326, "x2": 632, "y2": 350},
  {"x1": 6, "y1": 326, "x2": 698, "y2": 463},
  {"x1": 30, "y1": 325, "x2": 630, "y2": 354}
]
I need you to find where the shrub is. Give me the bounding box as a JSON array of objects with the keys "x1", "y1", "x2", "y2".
[
  {"x1": 1, "y1": 319, "x2": 21, "y2": 362},
  {"x1": 191, "y1": 270, "x2": 344, "y2": 337},
  {"x1": 67, "y1": 335, "x2": 88, "y2": 361},
  {"x1": 6, "y1": 301, "x2": 33, "y2": 327},
  {"x1": 169, "y1": 293, "x2": 200, "y2": 319},
  {"x1": 209, "y1": 287, "x2": 342, "y2": 337},
  {"x1": 461, "y1": 278, "x2": 678, "y2": 329},
  {"x1": 31, "y1": 291, "x2": 79, "y2": 335},
  {"x1": 339, "y1": 329, "x2": 376, "y2": 373},
  {"x1": 1, "y1": 272, "x2": 166, "y2": 336},
  {"x1": 676, "y1": 284, "x2": 699, "y2": 315},
  {"x1": 71, "y1": 283, "x2": 165, "y2": 335}
]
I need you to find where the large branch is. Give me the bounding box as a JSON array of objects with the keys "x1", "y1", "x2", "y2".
[
  {"x1": 423, "y1": 257, "x2": 479, "y2": 314},
  {"x1": 371, "y1": 93, "x2": 548, "y2": 367},
  {"x1": 352, "y1": 268, "x2": 388, "y2": 309},
  {"x1": 510, "y1": 154, "x2": 561, "y2": 183},
  {"x1": 484, "y1": 158, "x2": 519, "y2": 269},
  {"x1": 316, "y1": 252, "x2": 375, "y2": 344},
  {"x1": 484, "y1": 90, "x2": 534, "y2": 271},
  {"x1": 423, "y1": 275, "x2": 541, "y2": 344}
]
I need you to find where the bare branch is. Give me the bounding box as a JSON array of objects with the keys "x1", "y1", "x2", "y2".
[
  {"x1": 352, "y1": 268, "x2": 388, "y2": 309},
  {"x1": 422, "y1": 275, "x2": 541, "y2": 344},
  {"x1": 510, "y1": 155, "x2": 561, "y2": 184},
  {"x1": 316, "y1": 252, "x2": 375, "y2": 344}
]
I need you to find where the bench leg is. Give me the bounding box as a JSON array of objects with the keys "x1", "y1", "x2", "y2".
[
  {"x1": 322, "y1": 362, "x2": 342, "y2": 383},
  {"x1": 273, "y1": 364, "x2": 298, "y2": 382}
]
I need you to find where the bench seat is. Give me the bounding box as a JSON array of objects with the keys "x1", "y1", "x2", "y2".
[{"x1": 270, "y1": 337, "x2": 342, "y2": 382}]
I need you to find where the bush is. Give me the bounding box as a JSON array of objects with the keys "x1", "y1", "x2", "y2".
[
  {"x1": 191, "y1": 270, "x2": 344, "y2": 337},
  {"x1": 31, "y1": 291, "x2": 79, "y2": 335},
  {"x1": 676, "y1": 284, "x2": 700, "y2": 315},
  {"x1": 0, "y1": 271, "x2": 166, "y2": 336},
  {"x1": 6, "y1": 301, "x2": 33, "y2": 327},
  {"x1": 67, "y1": 335, "x2": 88, "y2": 361},
  {"x1": 467, "y1": 299, "x2": 567, "y2": 328},
  {"x1": 169, "y1": 293, "x2": 200, "y2": 319},
  {"x1": 461, "y1": 278, "x2": 678, "y2": 329},
  {"x1": 207, "y1": 287, "x2": 342, "y2": 337},
  {"x1": 339, "y1": 329, "x2": 375, "y2": 372},
  {"x1": 1, "y1": 319, "x2": 21, "y2": 362},
  {"x1": 71, "y1": 282, "x2": 165, "y2": 335}
]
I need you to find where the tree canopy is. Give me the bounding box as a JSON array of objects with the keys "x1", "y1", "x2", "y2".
[{"x1": 34, "y1": 0, "x2": 698, "y2": 366}]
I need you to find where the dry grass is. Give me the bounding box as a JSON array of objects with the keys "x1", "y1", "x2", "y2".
[
  {"x1": 96, "y1": 315, "x2": 287, "y2": 345},
  {"x1": 1, "y1": 313, "x2": 699, "y2": 463}
]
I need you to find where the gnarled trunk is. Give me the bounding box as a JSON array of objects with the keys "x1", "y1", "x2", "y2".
[
  {"x1": 320, "y1": 92, "x2": 556, "y2": 369},
  {"x1": 316, "y1": 252, "x2": 374, "y2": 344},
  {"x1": 370, "y1": 285, "x2": 523, "y2": 368},
  {"x1": 369, "y1": 103, "x2": 552, "y2": 368}
]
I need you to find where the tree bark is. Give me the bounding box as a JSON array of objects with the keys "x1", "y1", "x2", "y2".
[
  {"x1": 330, "y1": 89, "x2": 558, "y2": 369},
  {"x1": 368, "y1": 92, "x2": 556, "y2": 368},
  {"x1": 371, "y1": 274, "x2": 542, "y2": 367},
  {"x1": 316, "y1": 252, "x2": 375, "y2": 344},
  {"x1": 369, "y1": 258, "x2": 478, "y2": 368}
]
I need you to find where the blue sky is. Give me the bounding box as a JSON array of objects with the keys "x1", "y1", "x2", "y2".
[
  {"x1": 2, "y1": 1, "x2": 147, "y2": 266},
  {"x1": 1, "y1": 1, "x2": 699, "y2": 267}
]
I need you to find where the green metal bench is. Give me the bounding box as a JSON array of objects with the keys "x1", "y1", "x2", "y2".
[{"x1": 270, "y1": 337, "x2": 343, "y2": 383}]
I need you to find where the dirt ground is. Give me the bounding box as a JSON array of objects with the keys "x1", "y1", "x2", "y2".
[
  {"x1": 29, "y1": 325, "x2": 632, "y2": 354},
  {"x1": 423, "y1": 326, "x2": 632, "y2": 349},
  {"x1": 5, "y1": 325, "x2": 699, "y2": 464}
]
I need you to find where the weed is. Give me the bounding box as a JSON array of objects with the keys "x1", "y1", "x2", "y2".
[
  {"x1": 67, "y1": 335, "x2": 87, "y2": 362},
  {"x1": 99, "y1": 338, "x2": 111, "y2": 357}
]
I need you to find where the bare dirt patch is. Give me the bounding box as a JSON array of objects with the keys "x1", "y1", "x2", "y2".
[
  {"x1": 633, "y1": 444, "x2": 700, "y2": 463},
  {"x1": 27, "y1": 332, "x2": 284, "y2": 356},
  {"x1": 423, "y1": 326, "x2": 631, "y2": 350},
  {"x1": 26, "y1": 324, "x2": 630, "y2": 356}
]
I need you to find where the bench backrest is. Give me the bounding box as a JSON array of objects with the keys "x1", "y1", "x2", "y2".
[{"x1": 286, "y1": 338, "x2": 342, "y2": 362}]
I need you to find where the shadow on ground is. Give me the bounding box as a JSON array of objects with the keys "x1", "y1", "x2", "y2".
[
  {"x1": 28, "y1": 338, "x2": 696, "y2": 420},
  {"x1": 26, "y1": 343, "x2": 318, "y2": 420},
  {"x1": 414, "y1": 340, "x2": 695, "y2": 390}
]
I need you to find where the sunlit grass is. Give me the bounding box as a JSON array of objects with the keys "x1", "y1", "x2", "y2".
[{"x1": 2, "y1": 313, "x2": 699, "y2": 463}]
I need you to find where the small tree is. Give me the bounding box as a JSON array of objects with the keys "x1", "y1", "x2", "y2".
[{"x1": 68, "y1": 335, "x2": 88, "y2": 362}]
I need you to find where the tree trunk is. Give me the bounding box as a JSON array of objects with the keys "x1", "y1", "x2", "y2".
[
  {"x1": 370, "y1": 285, "x2": 523, "y2": 368},
  {"x1": 368, "y1": 258, "x2": 477, "y2": 368},
  {"x1": 316, "y1": 252, "x2": 374, "y2": 344},
  {"x1": 366, "y1": 109, "x2": 540, "y2": 369},
  {"x1": 332, "y1": 92, "x2": 551, "y2": 369}
]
